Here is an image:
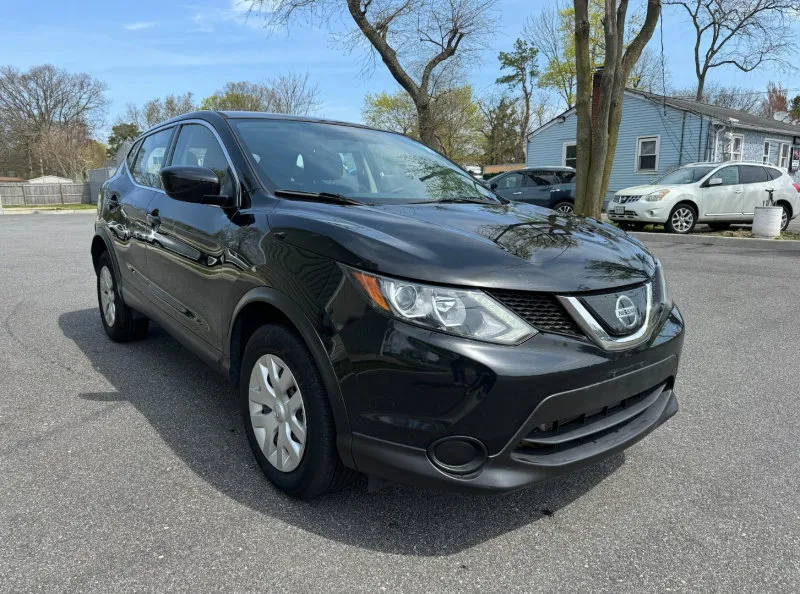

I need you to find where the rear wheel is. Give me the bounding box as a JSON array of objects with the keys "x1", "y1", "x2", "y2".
[
  {"x1": 665, "y1": 204, "x2": 697, "y2": 234},
  {"x1": 96, "y1": 252, "x2": 149, "y2": 342},
  {"x1": 240, "y1": 324, "x2": 355, "y2": 498},
  {"x1": 553, "y1": 201, "x2": 574, "y2": 215}
]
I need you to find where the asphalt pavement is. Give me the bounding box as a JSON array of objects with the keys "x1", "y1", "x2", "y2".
[{"x1": 1, "y1": 213, "x2": 799, "y2": 592}]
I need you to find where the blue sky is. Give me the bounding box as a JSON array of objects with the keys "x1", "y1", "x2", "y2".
[{"x1": 2, "y1": 0, "x2": 796, "y2": 138}]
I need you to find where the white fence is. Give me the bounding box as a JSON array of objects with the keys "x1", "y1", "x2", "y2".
[{"x1": 0, "y1": 182, "x2": 91, "y2": 206}]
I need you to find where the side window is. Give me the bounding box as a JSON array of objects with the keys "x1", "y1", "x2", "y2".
[
  {"x1": 126, "y1": 139, "x2": 142, "y2": 170},
  {"x1": 170, "y1": 124, "x2": 233, "y2": 196},
  {"x1": 714, "y1": 166, "x2": 739, "y2": 186},
  {"x1": 497, "y1": 172, "x2": 524, "y2": 189},
  {"x1": 131, "y1": 128, "x2": 174, "y2": 189},
  {"x1": 739, "y1": 165, "x2": 768, "y2": 185},
  {"x1": 526, "y1": 172, "x2": 550, "y2": 186},
  {"x1": 764, "y1": 167, "x2": 782, "y2": 181},
  {"x1": 558, "y1": 171, "x2": 575, "y2": 183}
]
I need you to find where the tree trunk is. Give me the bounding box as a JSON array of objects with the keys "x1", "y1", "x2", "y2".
[
  {"x1": 572, "y1": 0, "x2": 593, "y2": 215},
  {"x1": 416, "y1": 100, "x2": 436, "y2": 149},
  {"x1": 695, "y1": 72, "x2": 706, "y2": 102}
]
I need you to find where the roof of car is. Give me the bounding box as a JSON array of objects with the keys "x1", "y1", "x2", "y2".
[
  {"x1": 151, "y1": 110, "x2": 374, "y2": 132},
  {"x1": 682, "y1": 160, "x2": 784, "y2": 168}
]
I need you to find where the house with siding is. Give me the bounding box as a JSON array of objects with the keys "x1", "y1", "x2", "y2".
[{"x1": 526, "y1": 88, "x2": 800, "y2": 208}]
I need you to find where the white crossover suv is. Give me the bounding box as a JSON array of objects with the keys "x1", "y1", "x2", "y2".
[{"x1": 609, "y1": 162, "x2": 800, "y2": 234}]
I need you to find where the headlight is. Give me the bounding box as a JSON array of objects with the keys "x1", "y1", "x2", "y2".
[
  {"x1": 644, "y1": 190, "x2": 670, "y2": 202},
  {"x1": 654, "y1": 259, "x2": 672, "y2": 308},
  {"x1": 349, "y1": 269, "x2": 536, "y2": 345}
]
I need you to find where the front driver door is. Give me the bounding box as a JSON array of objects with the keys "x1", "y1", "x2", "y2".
[
  {"x1": 701, "y1": 165, "x2": 744, "y2": 219},
  {"x1": 492, "y1": 172, "x2": 526, "y2": 200},
  {"x1": 145, "y1": 122, "x2": 237, "y2": 351}
]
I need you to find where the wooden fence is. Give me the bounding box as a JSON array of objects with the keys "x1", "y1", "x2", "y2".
[{"x1": 0, "y1": 182, "x2": 91, "y2": 206}]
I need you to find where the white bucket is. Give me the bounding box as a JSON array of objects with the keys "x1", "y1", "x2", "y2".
[{"x1": 752, "y1": 206, "x2": 782, "y2": 238}]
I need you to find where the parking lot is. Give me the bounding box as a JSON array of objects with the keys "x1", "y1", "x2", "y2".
[{"x1": 1, "y1": 213, "x2": 799, "y2": 592}]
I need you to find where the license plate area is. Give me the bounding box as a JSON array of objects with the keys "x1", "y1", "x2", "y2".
[{"x1": 614, "y1": 205, "x2": 624, "y2": 215}]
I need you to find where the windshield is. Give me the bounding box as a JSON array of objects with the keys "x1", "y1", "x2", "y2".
[
  {"x1": 231, "y1": 119, "x2": 499, "y2": 204},
  {"x1": 653, "y1": 166, "x2": 715, "y2": 185}
]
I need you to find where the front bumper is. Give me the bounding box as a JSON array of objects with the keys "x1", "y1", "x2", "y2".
[
  {"x1": 328, "y1": 281, "x2": 685, "y2": 493},
  {"x1": 608, "y1": 201, "x2": 671, "y2": 223}
]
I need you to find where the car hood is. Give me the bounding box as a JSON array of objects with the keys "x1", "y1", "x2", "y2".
[
  {"x1": 616, "y1": 185, "x2": 673, "y2": 195},
  {"x1": 268, "y1": 199, "x2": 655, "y2": 292}
]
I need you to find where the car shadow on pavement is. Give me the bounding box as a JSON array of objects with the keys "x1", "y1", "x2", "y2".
[{"x1": 60, "y1": 308, "x2": 624, "y2": 557}]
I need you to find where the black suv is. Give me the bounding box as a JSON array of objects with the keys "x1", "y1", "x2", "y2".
[{"x1": 92, "y1": 111, "x2": 684, "y2": 498}]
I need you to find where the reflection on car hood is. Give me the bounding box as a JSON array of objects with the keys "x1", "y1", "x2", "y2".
[{"x1": 269, "y1": 199, "x2": 656, "y2": 292}]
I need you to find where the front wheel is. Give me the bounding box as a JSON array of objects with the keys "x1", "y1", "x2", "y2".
[
  {"x1": 665, "y1": 204, "x2": 697, "y2": 234},
  {"x1": 240, "y1": 324, "x2": 355, "y2": 498},
  {"x1": 552, "y1": 201, "x2": 574, "y2": 215},
  {"x1": 779, "y1": 205, "x2": 790, "y2": 232}
]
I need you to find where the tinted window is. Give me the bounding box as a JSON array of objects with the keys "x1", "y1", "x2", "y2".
[
  {"x1": 557, "y1": 171, "x2": 575, "y2": 183},
  {"x1": 739, "y1": 165, "x2": 769, "y2": 184},
  {"x1": 713, "y1": 166, "x2": 739, "y2": 186},
  {"x1": 233, "y1": 119, "x2": 496, "y2": 204},
  {"x1": 171, "y1": 124, "x2": 233, "y2": 196},
  {"x1": 764, "y1": 167, "x2": 782, "y2": 181},
  {"x1": 131, "y1": 128, "x2": 174, "y2": 189}
]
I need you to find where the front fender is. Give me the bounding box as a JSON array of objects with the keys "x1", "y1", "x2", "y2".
[{"x1": 225, "y1": 286, "x2": 354, "y2": 468}]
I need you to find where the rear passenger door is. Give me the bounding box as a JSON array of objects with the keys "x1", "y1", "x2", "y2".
[
  {"x1": 145, "y1": 122, "x2": 238, "y2": 351},
  {"x1": 523, "y1": 171, "x2": 556, "y2": 206},
  {"x1": 109, "y1": 127, "x2": 175, "y2": 302},
  {"x1": 738, "y1": 165, "x2": 771, "y2": 217}
]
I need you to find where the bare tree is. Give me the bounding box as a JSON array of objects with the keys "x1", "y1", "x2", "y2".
[
  {"x1": 266, "y1": 72, "x2": 321, "y2": 115},
  {"x1": 670, "y1": 83, "x2": 763, "y2": 113},
  {"x1": 124, "y1": 93, "x2": 196, "y2": 130},
  {"x1": 664, "y1": 0, "x2": 799, "y2": 101},
  {"x1": 249, "y1": 0, "x2": 498, "y2": 148},
  {"x1": 573, "y1": 0, "x2": 662, "y2": 217},
  {"x1": 629, "y1": 46, "x2": 670, "y2": 94},
  {"x1": 760, "y1": 82, "x2": 788, "y2": 119},
  {"x1": 524, "y1": 4, "x2": 576, "y2": 109},
  {"x1": 33, "y1": 122, "x2": 104, "y2": 180},
  {"x1": 0, "y1": 64, "x2": 108, "y2": 177}
]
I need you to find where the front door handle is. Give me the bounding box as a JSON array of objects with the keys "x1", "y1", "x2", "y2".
[{"x1": 512, "y1": 191, "x2": 523, "y2": 195}]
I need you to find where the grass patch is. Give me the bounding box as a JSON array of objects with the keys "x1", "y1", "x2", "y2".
[{"x1": 1, "y1": 203, "x2": 96, "y2": 210}]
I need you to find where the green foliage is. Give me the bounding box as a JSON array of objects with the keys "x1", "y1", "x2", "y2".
[
  {"x1": 362, "y1": 86, "x2": 484, "y2": 164},
  {"x1": 497, "y1": 39, "x2": 539, "y2": 89},
  {"x1": 480, "y1": 96, "x2": 523, "y2": 165},
  {"x1": 106, "y1": 123, "x2": 140, "y2": 159},
  {"x1": 200, "y1": 82, "x2": 272, "y2": 112},
  {"x1": 790, "y1": 96, "x2": 800, "y2": 122}
]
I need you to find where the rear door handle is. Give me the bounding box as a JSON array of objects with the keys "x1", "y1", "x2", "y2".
[{"x1": 512, "y1": 191, "x2": 523, "y2": 195}]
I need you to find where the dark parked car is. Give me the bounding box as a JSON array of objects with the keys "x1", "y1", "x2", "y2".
[
  {"x1": 92, "y1": 111, "x2": 684, "y2": 499},
  {"x1": 490, "y1": 166, "x2": 576, "y2": 213}
]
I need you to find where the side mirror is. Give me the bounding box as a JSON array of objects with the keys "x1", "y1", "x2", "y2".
[
  {"x1": 490, "y1": 182, "x2": 498, "y2": 190},
  {"x1": 706, "y1": 177, "x2": 723, "y2": 187},
  {"x1": 160, "y1": 166, "x2": 230, "y2": 206}
]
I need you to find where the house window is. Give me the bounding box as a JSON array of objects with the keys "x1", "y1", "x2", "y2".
[
  {"x1": 763, "y1": 141, "x2": 771, "y2": 164},
  {"x1": 562, "y1": 142, "x2": 577, "y2": 169},
  {"x1": 636, "y1": 136, "x2": 659, "y2": 172},
  {"x1": 723, "y1": 134, "x2": 743, "y2": 161},
  {"x1": 779, "y1": 143, "x2": 790, "y2": 168}
]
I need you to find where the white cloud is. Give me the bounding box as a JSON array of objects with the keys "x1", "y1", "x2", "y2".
[
  {"x1": 124, "y1": 22, "x2": 158, "y2": 31},
  {"x1": 186, "y1": 1, "x2": 271, "y2": 34}
]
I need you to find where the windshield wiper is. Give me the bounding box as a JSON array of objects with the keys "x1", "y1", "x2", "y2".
[
  {"x1": 274, "y1": 189, "x2": 362, "y2": 205},
  {"x1": 436, "y1": 197, "x2": 493, "y2": 204}
]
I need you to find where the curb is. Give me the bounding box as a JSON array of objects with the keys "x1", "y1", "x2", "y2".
[
  {"x1": 0, "y1": 208, "x2": 96, "y2": 216},
  {"x1": 630, "y1": 231, "x2": 800, "y2": 251}
]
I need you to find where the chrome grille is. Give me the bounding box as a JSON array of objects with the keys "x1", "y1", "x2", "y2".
[{"x1": 614, "y1": 195, "x2": 641, "y2": 204}]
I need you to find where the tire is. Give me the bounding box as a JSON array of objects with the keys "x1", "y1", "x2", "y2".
[
  {"x1": 240, "y1": 324, "x2": 355, "y2": 499},
  {"x1": 665, "y1": 204, "x2": 697, "y2": 234},
  {"x1": 779, "y1": 204, "x2": 791, "y2": 232},
  {"x1": 96, "y1": 251, "x2": 149, "y2": 342},
  {"x1": 552, "y1": 201, "x2": 574, "y2": 215},
  {"x1": 707, "y1": 222, "x2": 731, "y2": 231}
]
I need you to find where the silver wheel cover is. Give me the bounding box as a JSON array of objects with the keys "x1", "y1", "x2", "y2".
[
  {"x1": 99, "y1": 266, "x2": 116, "y2": 327},
  {"x1": 556, "y1": 203, "x2": 574, "y2": 214},
  {"x1": 248, "y1": 354, "x2": 307, "y2": 473},
  {"x1": 671, "y1": 208, "x2": 693, "y2": 233},
  {"x1": 781, "y1": 208, "x2": 788, "y2": 231}
]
